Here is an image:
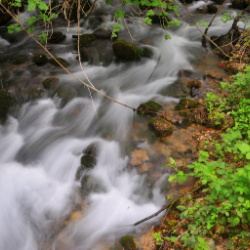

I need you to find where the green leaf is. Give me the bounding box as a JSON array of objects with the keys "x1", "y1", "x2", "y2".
[
  {"x1": 168, "y1": 174, "x2": 177, "y2": 182},
  {"x1": 238, "y1": 196, "x2": 244, "y2": 202},
  {"x1": 146, "y1": 9, "x2": 155, "y2": 16},
  {"x1": 161, "y1": 2, "x2": 167, "y2": 9},
  {"x1": 171, "y1": 236, "x2": 179, "y2": 243},
  {"x1": 38, "y1": 2, "x2": 48, "y2": 10},
  {"x1": 176, "y1": 205, "x2": 186, "y2": 211},
  {"x1": 106, "y1": 0, "x2": 111, "y2": 4},
  {"x1": 233, "y1": 217, "x2": 240, "y2": 227},
  {"x1": 170, "y1": 157, "x2": 175, "y2": 165},
  {"x1": 27, "y1": 2, "x2": 36, "y2": 11}
]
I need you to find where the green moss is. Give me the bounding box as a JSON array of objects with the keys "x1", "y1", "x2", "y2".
[
  {"x1": 74, "y1": 34, "x2": 96, "y2": 49},
  {"x1": 119, "y1": 235, "x2": 137, "y2": 250},
  {"x1": 149, "y1": 117, "x2": 173, "y2": 137},
  {"x1": 0, "y1": 89, "x2": 12, "y2": 121},
  {"x1": 137, "y1": 100, "x2": 162, "y2": 116},
  {"x1": 33, "y1": 54, "x2": 48, "y2": 66},
  {"x1": 179, "y1": 98, "x2": 197, "y2": 109},
  {"x1": 159, "y1": 79, "x2": 189, "y2": 98},
  {"x1": 49, "y1": 58, "x2": 69, "y2": 67},
  {"x1": 112, "y1": 40, "x2": 141, "y2": 61},
  {"x1": 43, "y1": 77, "x2": 59, "y2": 89},
  {"x1": 81, "y1": 154, "x2": 97, "y2": 169},
  {"x1": 142, "y1": 47, "x2": 153, "y2": 58}
]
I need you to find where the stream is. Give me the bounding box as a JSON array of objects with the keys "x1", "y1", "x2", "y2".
[{"x1": 0, "y1": 1, "x2": 242, "y2": 249}]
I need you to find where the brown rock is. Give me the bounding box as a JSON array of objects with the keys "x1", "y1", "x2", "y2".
[
  {"x1": 187, "y1": 80, "x2": 201, "y2": 88},
  {"x1": 130, "y1": 149, "x2": 149, "y2": 166}
]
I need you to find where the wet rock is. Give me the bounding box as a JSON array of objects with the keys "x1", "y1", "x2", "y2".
[
  {"x1": 187, "y1": 80, "x2": 201, "y2": 88},
  {"x1": 12, "y1": 55, "x2": 28, "y2": 65},
  {"x1": 0, "y1": 1, "x2": 12, "y2": 26},
  {"x1": 33, "y1": 54, "x2": 48, "y2": 66},
  {"x1": 83, "y1": 143, "x2": 98, "y2": 156},
  {"x1": 119, "y1": 235, "x2": 137, "y2": 250},
  {"x1": 78, "y1": 48, "x2": 89, "y2": 62},
  {"x1": 141, "y1": 47, "x2": 153, "y2": 58},
  {"x1": 93, "y1": 28, "x2": 112, "y2": 39},
  {"x1": 197, "y1": 6, "x2": 208, "y2": 13},
  {"x1": 225, "y1": 62, "x2": 247, "y2": 74},
  {"x1": 81, "y1": 174, "x2": 105, "y2": 194},
  {"x1": 42, "y1": 77, "x2": 59, "y2": 89},
  {"x1": 56, "y1": 85, "x2": 77, "y2": 106},
  {"x1": 48, "y1": 31, "x2": 66, "y2": 43},
  {"x1": 49, "y1": 57, "x2": 69, "y2": 67},
  {"x1": 207, "y1": 4, "x2": 218, "y2": 14},
  {"x1": 137, "y1": 100, "x2": 162, "y2": 116},
  {"x1": 0, "y1": 89, "x2": 12, "y2": 121},
  {"x1": 112, "y1": 40, "x2": 141, "y2": 61},
  {"x1": 160, "y1": 78, "x2": 189, "y2": 98},
  {"x1": 81, "y1": 154, "x2": 97, "y2": 169},
  {"x1": 75, "y1": 165, "x2": 85, "y2": 181},
  {"x1": 180, "y1": 0, "x2": 193, "y2": 3},
  {"x1": 130, "y1": 149, "x2": 149, "y2": 166},
  {"x1": 25, "y1": 88, "x2": 45, "y2": 100},
  {"x1": 149, "y1": 117, "x2": 174, "y2": 137},
  {"x1": 190, "y1": 87, "x2": 201, "y2": 97},
  {"x1": 175, "y1": 98, "x2": 197, "y2": 116},
  {"x1": 178, "y1": 69, "x2": 194, "y2": 77},
  {"x1": 207, "y1": 72, "x2": 217, "y2": 79},
  {"x1": 74, "y1": 34, "x2": 96, "y2": 50},
  {"x1": 138, "y1": 162, "x2": 154, "y2": 173}
]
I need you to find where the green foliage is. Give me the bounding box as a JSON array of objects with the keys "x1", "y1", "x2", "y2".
[
  {"x1": 221, "y1": 13, "x2": 234, "y2": 23},
  {"x1": 196, "y1": 20, "x2": 208, "y2": 28}
]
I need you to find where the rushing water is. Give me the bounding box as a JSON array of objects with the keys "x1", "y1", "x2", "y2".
[{"x1": 0, "y1": 1, "x2": 238, "y2": 249}]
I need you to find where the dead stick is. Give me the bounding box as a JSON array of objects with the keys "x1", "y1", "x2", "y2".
[{"x1": 202, "y1": 0, "x2": 228, "y2": 47}]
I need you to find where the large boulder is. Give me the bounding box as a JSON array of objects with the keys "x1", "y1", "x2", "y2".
[
  {"x1": 112, "y1": 40, "x2": 141, "y2": 61},
  {"x1": 159, "y1": 78, "x2": 189, "y2": 98},
  {"x1": 137, "y1": 100, "x2": 162, "y2": 116},
  {"x1": 149, "y1": 117, "x2": 173, "y2": 137},
  {"x1": 0, "y1": 89, "x2": 12, "y2": 121},
  {"x1": 33, "y1": 54, "x2": 48, "y2": 66}
]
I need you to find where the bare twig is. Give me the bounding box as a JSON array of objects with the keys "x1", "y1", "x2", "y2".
[{"x1": 202, "y1": 0, "x2": 228, "y2": 47}]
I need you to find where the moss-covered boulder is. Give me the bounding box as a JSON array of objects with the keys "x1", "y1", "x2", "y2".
[
  {"x1": 48, "y1": 31, "x2": 66, "y2": 43},
  {"x1": 42, "y1": 77, "x2": 59, "y2": 89},
  {"x1": 207, "y1": 4, "x2": 218, "y2": 13},
  {"x1": 175, "y1": 98, "x2": 197, "y2": 116},
  {"x1": 112, "y1": 40, "x2": 141, "y2": 61},
  {"x1": 0, "y1": 89, "x2": 12, "y2": 121},
  {"x1": 149, "y1": 117, "x2": 173, "y2": 137},
  {"x1": 81, "y1": 154, "x2": 97, "y2": 169},
  {"x1": 74, "y1": 34, "x2": 96, "y2": 50},
  {"x1": 137, "y1": 101, "x2": 162, "y2": 116},
  {"x1": 49, "y1": 58, "x2": 69, "y2": 67},
  {"x1": 159, "y1": 79, "x2": 189, "y2": 98},
  {"x1": 119, "y1": 235, "x2": 137, "y2": 250},
  {"x1": 83, "y1": 143, "x2": 98, "y2": 156},
  {"x1": 12, "y1": 55, "x2": 28, "y2": 65},
  {"x1": 225, "y1": 63, "x2": 246, "y2": 74},
  {"x1": 187, "y1": 80, "x2": 201, "y2": 88},
  {"x1": 33, "y1": 54, "x2": 48, "y2": 66}
]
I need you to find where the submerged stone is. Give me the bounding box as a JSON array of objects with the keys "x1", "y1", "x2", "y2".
[
  {"x1": 112, "y1": 40, "x2": 141, "y2": 61},
  {"x1": 81, "y1": 154, "x2": 97, "y2": 169},
  {"x1": 175, "y1": 98, "x2": 197, "y2": 117},
  {"x1": 149, "y1": 117, "x2": 173, "y2": 137},
  {"x1": 43, "y1": 77, "x2": 59, "y2": 89},
  {"x1": 159, "y1": 79, "x2": 189, "y2": 98},
  {"x1": 141, "y1": 47, "x2": 153, "y2": 58},
  {"x1": 12, "y1": 55, "x2": 28, "y2": 65},
  {"x1": 33, "y1": 54, "x2": 48, "y2": 66},
  {"x1": 137, "y1": 100, "x2": 162, "y2": 116},
  {"x1": 74, "y1": 34, "x2": 96, "y2": 49},
  {"x1": 187, "y1": 80, "x2": 201, "y2": 88},
  {"x1": 0, "y1": 89, "x2": 12, "y2": 121}
]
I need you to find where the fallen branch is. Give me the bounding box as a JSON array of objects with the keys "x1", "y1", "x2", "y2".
[{"x1": 202, "y1": 0, "x2": 228, "y2": 47}]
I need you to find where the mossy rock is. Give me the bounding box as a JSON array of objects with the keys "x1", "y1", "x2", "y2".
[
  {"x1": 137, "y1": 100, "x2": 162, "y2": 116},
  {"x1": 178, "y1": 69, "x2": 194, "y2": 77},
  {"x1": 149, "y1": 117, "x2": 173, "y2": 137},
  {"x1": 0, "y1": 89, "x2": 12, "y2": 121},
  {"x1": 159, "y1": 79, "x2": 189, "y2": 98},
  {"x1": 112, "y1": 40, "x2": 141, "y2": 61},
  {"x1": 12, "y1": 55, "x2": 28, "y2": 65},
  {"x1": 207, "y1": 4, "x2": 218, "y2": 13},
  {"x1": 175, "y1": 98, "x2": 197, "y2": 117},
  {"x1": 83, "y1": 143, "x2": 98, "y2": 156},
  {"x1": 225, "y1": 63, "x2": 246, "y2": 74},
  {"x1": 43, "y1": 77, "x2": 59, "y2": 89},
  {"x1": 48, "y1": 31, "x2": 66, "y2": 43},
  {"x1": 141, "y1": 47, "x2": 153, "y2": 58},
  {"x1": 119, "y1": 235, "x2": 137, "y2": 250},
  {"x1": 33, "y1": 54, "x2": 48, "y2": 66},
  {"x1": 49, "y1": 58, "x2": 69, "y2": 67},
  {"x1": 25, "y1": 88, "x2": 45, "y2": 100},
  {"x1": 81, "y1": 154, "x2": 97, "y2": 169},
  {"x1": 93, "y1": 28, "x2": 112, "y2": 39},
  {"x1": 74, "y1": 34, "x2": 96, "y2": 50}
]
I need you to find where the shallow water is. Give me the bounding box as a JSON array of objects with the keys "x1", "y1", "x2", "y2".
[{"x1": 0, "y1": 1, "x2": 236, "y2": 249}]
